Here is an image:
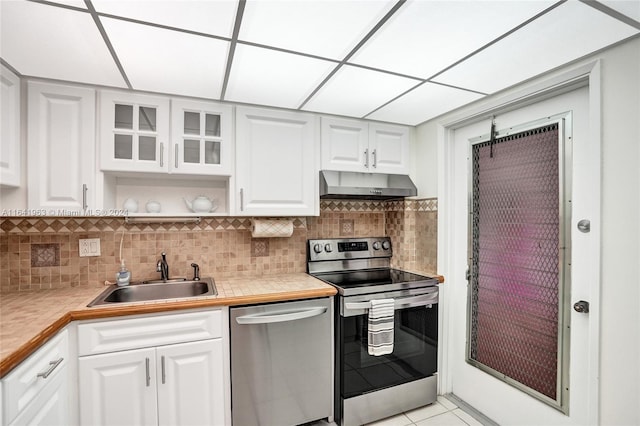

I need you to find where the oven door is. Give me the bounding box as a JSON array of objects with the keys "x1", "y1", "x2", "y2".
[{"x1": 338, "y1": 287, "x2": 438, "y2": 400}]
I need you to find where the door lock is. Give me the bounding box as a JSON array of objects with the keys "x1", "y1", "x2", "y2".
[
  {"x1": 577, "y1": 219, "x2": 591, "y2": 233},
  {"x1": 573, "y1": 300, "x2": 590, "y2": 313}
]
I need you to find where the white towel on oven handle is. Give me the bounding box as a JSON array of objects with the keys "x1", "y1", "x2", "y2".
[{"x1": 368, "y1": 298, "x2": 395, "y2": 356}]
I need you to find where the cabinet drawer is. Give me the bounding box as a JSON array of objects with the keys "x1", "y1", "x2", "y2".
[
  {"x1": 2, "y1": 329, "x2": 68, "y2": 425},
  {"x1": 78, "y1": 309, "x2": 222, "y2": 356}
]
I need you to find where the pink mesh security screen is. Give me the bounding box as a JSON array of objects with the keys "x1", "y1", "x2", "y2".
[{"x1": 469, "y1": 124, "x2": 561, "y2": 400}]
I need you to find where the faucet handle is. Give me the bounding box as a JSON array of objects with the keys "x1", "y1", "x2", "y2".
[{"x1": 191, "y1": 263, "x2": 200, "y2": 281}]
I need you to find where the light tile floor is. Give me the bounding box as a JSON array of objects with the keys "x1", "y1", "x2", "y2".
[
  {"x1": 310, "y1": 395, "x2": 491, "y2": 426},
  {"x1": 364, "y1": 396, "x2": 485, "y2": 426}
]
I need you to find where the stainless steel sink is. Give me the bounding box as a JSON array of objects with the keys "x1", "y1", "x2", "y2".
[{"x1": 88, "y1": 277, "x2": 217, "y2": 307}]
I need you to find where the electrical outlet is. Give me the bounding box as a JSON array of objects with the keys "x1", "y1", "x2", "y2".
[{"x1": 79, "y1": 238, "x2": 101, "y2": 257}]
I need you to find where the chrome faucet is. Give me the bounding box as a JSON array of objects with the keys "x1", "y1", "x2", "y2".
[{"x1": 157, "y1": 252, "x2": 169, "y2": 281}]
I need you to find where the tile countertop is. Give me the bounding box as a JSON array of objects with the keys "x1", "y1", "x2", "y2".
[{"x1": 0, "y1": 273, "x2": 337, "y2": 378}]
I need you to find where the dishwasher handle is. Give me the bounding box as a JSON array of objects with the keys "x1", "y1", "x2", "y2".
[{"x1": 235, "y1": 306, "x2": 327, "y2": 325}]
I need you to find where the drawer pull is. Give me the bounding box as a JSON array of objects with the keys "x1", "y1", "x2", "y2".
[{"x1": 37, "y1": 357, "x2": 63, "y2": 379}]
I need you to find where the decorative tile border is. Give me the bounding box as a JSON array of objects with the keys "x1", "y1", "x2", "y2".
[
  {"x1": 0, "y1": 199, "x2": 437, "y2": 235},
  {"x1": 320, "y1": 200, "x2": 386, "y2": 212},
  {"x1": 0, "y1": 217, "x2": 308, "y2": 234}
]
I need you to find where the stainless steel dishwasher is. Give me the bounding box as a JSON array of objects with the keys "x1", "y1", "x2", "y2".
[{"x1": 230, "y1": 297, "x2": 333, "y2": 426}]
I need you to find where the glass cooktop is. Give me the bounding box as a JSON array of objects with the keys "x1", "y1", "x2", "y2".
[{"x1": 311, "y1": 268, "x2": 438, "y2": 296}]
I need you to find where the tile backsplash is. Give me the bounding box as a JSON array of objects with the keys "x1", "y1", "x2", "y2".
[{"x1": 0, "y1": 199, "x2": 437, "y2": 292}]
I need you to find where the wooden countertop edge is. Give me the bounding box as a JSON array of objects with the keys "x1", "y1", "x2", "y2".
[
  {"x1": 0, "y1": 286, "x2": 337, "y2": 378},
  {"x1": 0, "y1": 314, "x2": 72, "y2": 378}
]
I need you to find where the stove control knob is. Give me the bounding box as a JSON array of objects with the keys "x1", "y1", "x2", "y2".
[
  {"x1": 372, "y1": 241, "x2": 381, "y2": 250},
  {"x1": 324, "y1": 244, "x2": 333, "y2": 253},
  {"x1": 313, "y1": 243, "x2": 323, "y2": 254},
  {"x1": 382, "y1": 240, "x2": 391, "y2": 250}
]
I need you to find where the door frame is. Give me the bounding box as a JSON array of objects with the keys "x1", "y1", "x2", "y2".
[{"x1": 436, "y1": 60, "x2": 602, "y2": 424}]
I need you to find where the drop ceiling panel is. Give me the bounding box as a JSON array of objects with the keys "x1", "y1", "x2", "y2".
[
  {"x1": 0, "y1": 1, "x2": 125, "y2": 87},
  {"x1": 303, "y1": 65, "x2": 419, "y2": 118},
  {"x1": 43, "y1": 1, "x2": 87, "y2": 9},
  {"x1": 102, "y1": 18, "x2": 229, "y2": 99},
  {"x1": 350, "y1": 0, "x2": 557, "y2": 79},
  {"x1": 367, "y1": 83, "x2": 484, "y2": 126},
  {"x1": 239, "y1": 0, "x2": 395, "y2": 60},
  {"x1": 432, "y1": 1, "x2": 640, "y2": 94},
  {"x1": 600, "y1": 1, "x2": 640, "y2": 22},
  {"x1": 92, "y1": 0, "x2": 237, "y2": 37},
  {"x1": 225, "y1": 44, "x2": 335, "y2": 109}
]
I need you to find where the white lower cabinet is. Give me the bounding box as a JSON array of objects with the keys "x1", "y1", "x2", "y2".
[
  {"x1": 79, "y1": 347, "x2": 157, "y2": 426},
  {"x1": 77, "y1": 309, "x2": 228, "y2": 426},
  {"x1": 10, "y1": 366, "x2": 69, "y2": 426},
  {"x1": 2, "y1": 329, "x2": 71, "y2": 426}
]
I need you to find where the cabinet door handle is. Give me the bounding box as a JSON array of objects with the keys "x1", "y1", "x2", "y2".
[
  {"x1": 175, "y1": 144, "x2": 179, "y2": 169},
  {"x1": 82, "y1": 184, "x2": 88, "y2": 211},
  {"x1": 240, "y1": 188, "x2": 244, "y2": 212},
  {"x1": 161, "y1": 355, "x2": 166, "y2": 384},
  {"x1": 145, "y1": 357, "x2": 151, "y2": 387},
  {"x1": 160, "y1": 143, "x2": 164, "y2": 167},
  {"x1": 372, "y1": 149, "x2": 377, "y2": 168},
  {"x1": 364, "y1": 149, "x2": 369, "y2": 168},
  {"x1": 37, "y1": 357, "x2": 63, "y2": 379}
]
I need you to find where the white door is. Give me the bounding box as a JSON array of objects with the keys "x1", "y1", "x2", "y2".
[
  {"x1": 368, "y1": 123, "x2": 410, "y2": 174},
  {"x1": 443, "y1": 86, "x2": 598, "y2": 425},
  {"x1": 79, "y1": 348, "x2": 158, "y2": 426},
  {"x1": 99, "y1": 90, "x2": 170, "y2": 173},
  {"x1": 235, "y1": 106, "x2": 318, "y2": 216},
  {"x1": 9, "y1": 367, "x2": 69, "y2": 426},
  {"x1": 170, "y1": 99, "x2": 233, "y2": 176},
  {"x1": 157, "y1": 339, "x2": 225, "y2": 426},
  {"x1": 321, "y1": 117, "x2": 368, "y2": 172},
  {"x1": 27, "y1": 82, "x2": 95, "y2": 212}
]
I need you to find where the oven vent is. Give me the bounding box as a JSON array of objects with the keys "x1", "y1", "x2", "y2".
[{"x1": 319, "y1": 170, "x2": 417, "y2": 200}]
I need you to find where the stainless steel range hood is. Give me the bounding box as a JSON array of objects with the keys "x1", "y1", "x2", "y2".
[{"x1": 319, "y1": 170, "x2": 417, "y2": 200}]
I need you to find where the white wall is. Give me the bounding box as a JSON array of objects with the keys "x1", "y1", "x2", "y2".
[
  {"x1": 597, "y1": 36, "x2": 639, "y2": 426},
  {"x1": 416, "y1": 36, "x2": 640, "y2": 425},
  {"x1": 414, "y1": 120, "x2": 438, "y2": 198}
]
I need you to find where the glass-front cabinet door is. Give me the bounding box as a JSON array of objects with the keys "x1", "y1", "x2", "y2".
[
  {"x1": 100, "y1": 91, "x2": 170, "y2": 173},
  {"x1": 171, "y1": 99, "x2": 233, "y2": 175}
]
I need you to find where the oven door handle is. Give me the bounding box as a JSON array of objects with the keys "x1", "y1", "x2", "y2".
[
  {"x1": 345, "y1": 293, "x2": 438, "y2": 311},
  {"x1": 235, "y1": 307, "x2": 327, "y2": 325}
]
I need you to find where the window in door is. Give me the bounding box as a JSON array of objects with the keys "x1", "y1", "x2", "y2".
[{"x1": 467, "y1": 116, "x2": 571, "y2": 412}]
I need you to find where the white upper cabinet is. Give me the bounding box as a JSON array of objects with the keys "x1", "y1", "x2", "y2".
[
  {"x1": 368, "y1": 122, "x2": 410, "y2": 174},
  {"x1": 99, "y1": 90, "x2": 170, "y2": 173},
  {"x1": 170, "y1": 99, "x2": 233, "y2": 175},
  {"x1": 236, "y1": 106, "x2": 318, "y2": 216},
  {"x1": 28, "y1": 81, "x2": 96, "y2": 212},
  {"x1": 1, "y1": 65, "x2": 21, "y2": 187},
  {"x1": 321, "y1": 117, "x2": 410, "y2": 175},
  {"x1": 320, "y1": 117, "x2": 368, "y2": 173}
]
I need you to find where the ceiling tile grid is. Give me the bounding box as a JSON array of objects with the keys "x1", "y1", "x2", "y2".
[
  {"x1": 1, "y1": 0, "x2": 639, "y2": 126},
  {"x1": 224, "y1": 44, "x2": 336, "y2": 109},
  {"x1": 101, "y1": 17, "x2": 230, "y2": 99},
  {"x1": 349, "y1": 0, "x2": 558, "y2": 79},
  {"x1": 366, "y1": 82, "x2": 485, "y2": 126},
  {"x1": 431, "y1": 1, "x2": 640, "y2": 94},
  {"x1": 239, "y1": 0, "x2": 396, "y2": 60},
  {"x1": 302, "y1": 64, "x2": 419, "y2": 118},
  {"x1": 92, "y1": 0, "x2": 238, "y2": 37},
  {"x1": 0, "y1": 0, "x2": 126, "y2": 87}
]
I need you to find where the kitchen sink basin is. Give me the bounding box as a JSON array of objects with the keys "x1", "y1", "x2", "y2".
[{"x1": 88, "y1": 277, "x2": 216, "y2": 307}]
